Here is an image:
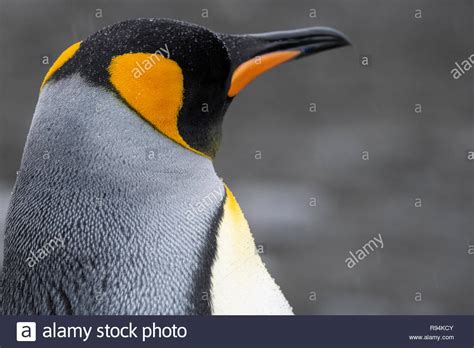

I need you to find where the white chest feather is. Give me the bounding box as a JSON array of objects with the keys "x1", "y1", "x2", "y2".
[{"x1": 210, "y1": 186, "x2": 293, "y2": 315}]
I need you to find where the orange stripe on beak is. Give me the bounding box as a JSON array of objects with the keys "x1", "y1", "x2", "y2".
[{"x1": 228, "y1": 50, "x2": 300, "y2": 97}]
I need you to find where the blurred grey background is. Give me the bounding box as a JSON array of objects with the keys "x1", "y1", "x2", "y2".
[{"x1": 0, "y1": 0, "x2": 472, "y2": 314}]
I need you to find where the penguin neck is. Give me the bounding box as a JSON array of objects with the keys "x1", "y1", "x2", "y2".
[{"x1": 31, "y1": 74, "x2": 223, "y2": 195}]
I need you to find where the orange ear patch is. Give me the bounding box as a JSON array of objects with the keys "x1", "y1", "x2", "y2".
[
  {"x1": 228, "y1": 50, "x2": 300, "y2": 97},
  {"x1": 109, "y1": 53, "x2": 204, "y2": 156},
  {"x1": 41, "y1": 41, "x2": 81, "y2": 89}
]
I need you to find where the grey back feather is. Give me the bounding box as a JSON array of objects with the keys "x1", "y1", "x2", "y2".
[{"x1": 2, "y1": 75, "x2": 224, "y2": 314}]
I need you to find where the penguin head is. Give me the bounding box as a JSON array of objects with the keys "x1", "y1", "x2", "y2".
[{"x1": 42, "y1": 18, "x2": 349, "y2": 158}]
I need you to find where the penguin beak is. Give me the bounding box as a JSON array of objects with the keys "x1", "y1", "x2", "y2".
[{"x1": 220, "y1": 27, "x2": 351, "y2": 97}]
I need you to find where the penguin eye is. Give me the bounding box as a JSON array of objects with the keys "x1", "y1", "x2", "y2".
[{"x1": 108, "y1": 53, "x2": 206, "y2": 157}]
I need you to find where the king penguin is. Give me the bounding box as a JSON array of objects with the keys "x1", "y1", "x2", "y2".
[{"x1": 1, "y1": 19, "x2": 349, "y2": 315}]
